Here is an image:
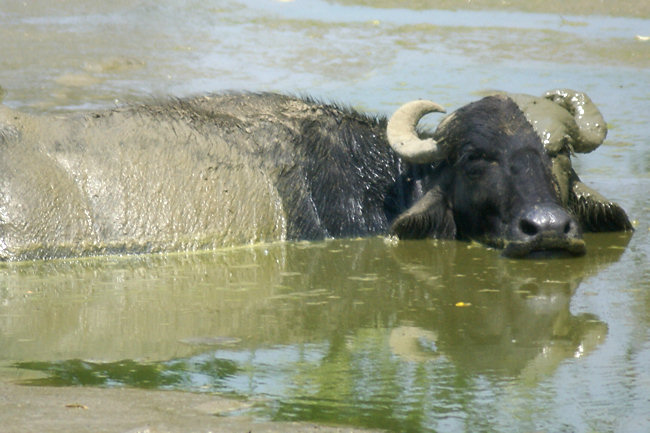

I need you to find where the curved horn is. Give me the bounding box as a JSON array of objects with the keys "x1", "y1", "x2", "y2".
[
  {"x1": 387, "y1": 100, "x2": 446, "y2": 163},
  {"x1": 543, "y1": 89, "x2": 607, "y2": 153}
]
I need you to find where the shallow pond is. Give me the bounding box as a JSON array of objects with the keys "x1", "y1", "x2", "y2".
[{"x1": 1, "y1": 1, "x2": 648, "y2": 432}]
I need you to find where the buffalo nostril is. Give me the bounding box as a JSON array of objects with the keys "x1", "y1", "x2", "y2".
[
  {"x1": 517, "y1": 205, "x2": 580, "y2": 240},
  {"x1": 520, "y1": 219, "x2": 539, "y2": 236},
  {"x1": 509, "y1": 206, "x2": 585, "y2": 255}
]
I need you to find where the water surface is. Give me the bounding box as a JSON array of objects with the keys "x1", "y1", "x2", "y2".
[
  {"x1": 1, "y1": 234, "x2": 645, "y2": 432},
  {"x1": 0, "y1": 1, "x2": 648, "y2": 432}
]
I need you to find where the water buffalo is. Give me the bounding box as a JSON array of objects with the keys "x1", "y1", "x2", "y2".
[{"x1": 0, "y1": 90, "x2": 632, "y2": 261}]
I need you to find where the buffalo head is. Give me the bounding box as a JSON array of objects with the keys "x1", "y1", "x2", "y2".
[{"x1": 387, "y1": 90, "x2": 632, "y2": 257}]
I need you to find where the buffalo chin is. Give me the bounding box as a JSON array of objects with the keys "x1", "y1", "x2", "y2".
[{"x1": 501, "y1": 237, "x2": 586, "y2": 259}]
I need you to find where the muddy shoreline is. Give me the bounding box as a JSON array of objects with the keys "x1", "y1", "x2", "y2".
[{"x1": 1, "y1": 380, "x2": 383, "y2": 433}]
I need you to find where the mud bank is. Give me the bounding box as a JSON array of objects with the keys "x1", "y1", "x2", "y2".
[{"x1": 0, "y1": 380, "x2": 382, "y2": 433}]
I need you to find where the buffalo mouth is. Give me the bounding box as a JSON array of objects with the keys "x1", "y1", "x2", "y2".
[{"x1": 502, "y1": 235, "x2": 586, "y2": 258}]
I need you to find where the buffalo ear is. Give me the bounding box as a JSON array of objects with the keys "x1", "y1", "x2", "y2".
[
  {"x1": 570, "y1": 180, "x2": 634, "y2": 232},
  {"x1": 390, "y1": 187, "x2": 457, "y2": 239}
]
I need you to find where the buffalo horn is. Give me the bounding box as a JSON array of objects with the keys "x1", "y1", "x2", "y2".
[
  {"x1": 387, "y1": 100, "x2": 446, "y2": 163},
  {"x1": 543, "y1": 89, "x2": 607, "y2": 153}
]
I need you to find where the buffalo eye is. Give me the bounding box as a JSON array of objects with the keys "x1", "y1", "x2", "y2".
[{"x1": 460, "y1": 151, "x2": 496, "y2": 180}]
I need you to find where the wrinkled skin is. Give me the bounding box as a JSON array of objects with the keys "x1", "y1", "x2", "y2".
[{"x1": 0, "y1": 92, "x2": 632, "y2": 261}]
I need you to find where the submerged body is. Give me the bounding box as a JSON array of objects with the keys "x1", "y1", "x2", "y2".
[
  {"x1": 0, "y1": 93, "x2": 407, "y2": 260},
  {"x1": 0, "y1": 91, "x2": 632, "y2": 261}
]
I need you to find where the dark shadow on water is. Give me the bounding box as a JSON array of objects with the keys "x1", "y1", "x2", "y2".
[{"x1": 14, "y1": 357, "x2": 238, "y2": 390}]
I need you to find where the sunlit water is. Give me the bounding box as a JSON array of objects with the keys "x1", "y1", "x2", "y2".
[{"x1": 1, "y1": 1, "x2": 648, "y2": 432}]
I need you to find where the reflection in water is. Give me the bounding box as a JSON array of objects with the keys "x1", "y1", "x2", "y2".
[
  {"x1": 14, "y1": 357, "x2": 237, "y2": 389},
  {"x1": 2, "y1": 233, "x2": 631, "y2": 432}
]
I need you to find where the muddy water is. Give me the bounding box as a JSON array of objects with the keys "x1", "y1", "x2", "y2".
[{"x1": 1, "y1": 0, "x2": 649, "y2": 432}]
